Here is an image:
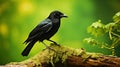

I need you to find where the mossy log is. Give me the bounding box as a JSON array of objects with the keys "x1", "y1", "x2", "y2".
[{"x1": 2, "y1": 43, "x2": 120, "y2": 67}]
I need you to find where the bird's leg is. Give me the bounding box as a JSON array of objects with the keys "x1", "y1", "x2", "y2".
[
  {"x1": 47, "y1": 39, "x2": 59, "y2": 45},
  {"x1": 41, "y1": 42, "x2": 56, "y2": 52}
]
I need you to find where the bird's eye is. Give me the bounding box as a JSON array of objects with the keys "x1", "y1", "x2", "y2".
[{"x1": 54, "y1": 13, "x2": 60, "y2": 18}]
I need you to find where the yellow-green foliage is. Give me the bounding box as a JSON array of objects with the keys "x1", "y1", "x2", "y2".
[{"x1": 84, "y1": 11, "x2": 120, "y2": 56}]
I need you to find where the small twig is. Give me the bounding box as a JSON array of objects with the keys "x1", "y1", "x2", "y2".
[
  {"x1": 111, "y1": 32, "x2": 120, "y2": 38},
  {"x1": 111, "y1": 38, "x2": 120, "y2": 48},
  {"x1": 109, "y1": 26, "x2": 113, "y2": 40}
]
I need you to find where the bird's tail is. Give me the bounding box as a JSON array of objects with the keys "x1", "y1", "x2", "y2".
[{"x1": 22, "y1": 40, "x2": 36, "y2": 56}]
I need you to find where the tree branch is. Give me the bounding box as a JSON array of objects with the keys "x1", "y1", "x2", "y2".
[{"x1": 2, "y1": 43, "x2": 120, "y2": 67}]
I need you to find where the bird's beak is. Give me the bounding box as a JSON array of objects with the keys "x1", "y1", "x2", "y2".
[{"x1": 61, "y1": 14, "x2": 68, "y2": 18}]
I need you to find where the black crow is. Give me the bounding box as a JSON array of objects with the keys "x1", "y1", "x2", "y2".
[{"x1": 22, "y1": 10, "x2": 67, "y2": 56}]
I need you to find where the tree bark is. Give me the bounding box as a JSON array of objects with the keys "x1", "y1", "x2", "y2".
[{"x1": 2, "y1": 44, "x2": 120, "y2": 67}]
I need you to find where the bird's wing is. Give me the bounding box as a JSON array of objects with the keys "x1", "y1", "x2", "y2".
[
  {"x1": 28, "y1": 19, "x2": 52, "y2": 39},
  {"x1": 24, "y1": 19, "x2": 52, "y2": 43}
]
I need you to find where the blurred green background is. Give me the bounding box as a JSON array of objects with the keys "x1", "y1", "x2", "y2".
[{"x1": 0, "y1": 0, "x2": 120, "y2": 65}]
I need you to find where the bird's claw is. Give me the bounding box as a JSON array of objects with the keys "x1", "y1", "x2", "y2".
[{"x1": 48, "y1": 40, "x2": 60, "y2": 46}]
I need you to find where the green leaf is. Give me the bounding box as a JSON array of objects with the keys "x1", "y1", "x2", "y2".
[
  {"x1": 87, "y1": 20, "x2": 106, "y2": 36},
  {"x1": 113, "y1": 12, "x2": 120, "y2": 23},
  {"x1": 83, "y1": 37, "x2": 97, "y2": 46}
]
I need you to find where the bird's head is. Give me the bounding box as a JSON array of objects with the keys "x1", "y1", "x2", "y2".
[{"x1": 48, "y1": 10, "x2": 68, "y2": 19}]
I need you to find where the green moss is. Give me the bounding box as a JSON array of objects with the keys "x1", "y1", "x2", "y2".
[{"x1": 8, "y1": 43, "x2": 102, "y2": 67}]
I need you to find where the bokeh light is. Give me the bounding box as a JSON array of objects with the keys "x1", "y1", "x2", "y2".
[
  {"x1": 0, "y1": 22, "x2": 8, "y2": 36},
  {"x1": 18, "y1": 1, "x2": 34, "y2": 15}
]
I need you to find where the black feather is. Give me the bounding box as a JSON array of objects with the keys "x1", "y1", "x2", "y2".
[{"x1": 22, "y1": 40, "x2": 36, "y2": 56}]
